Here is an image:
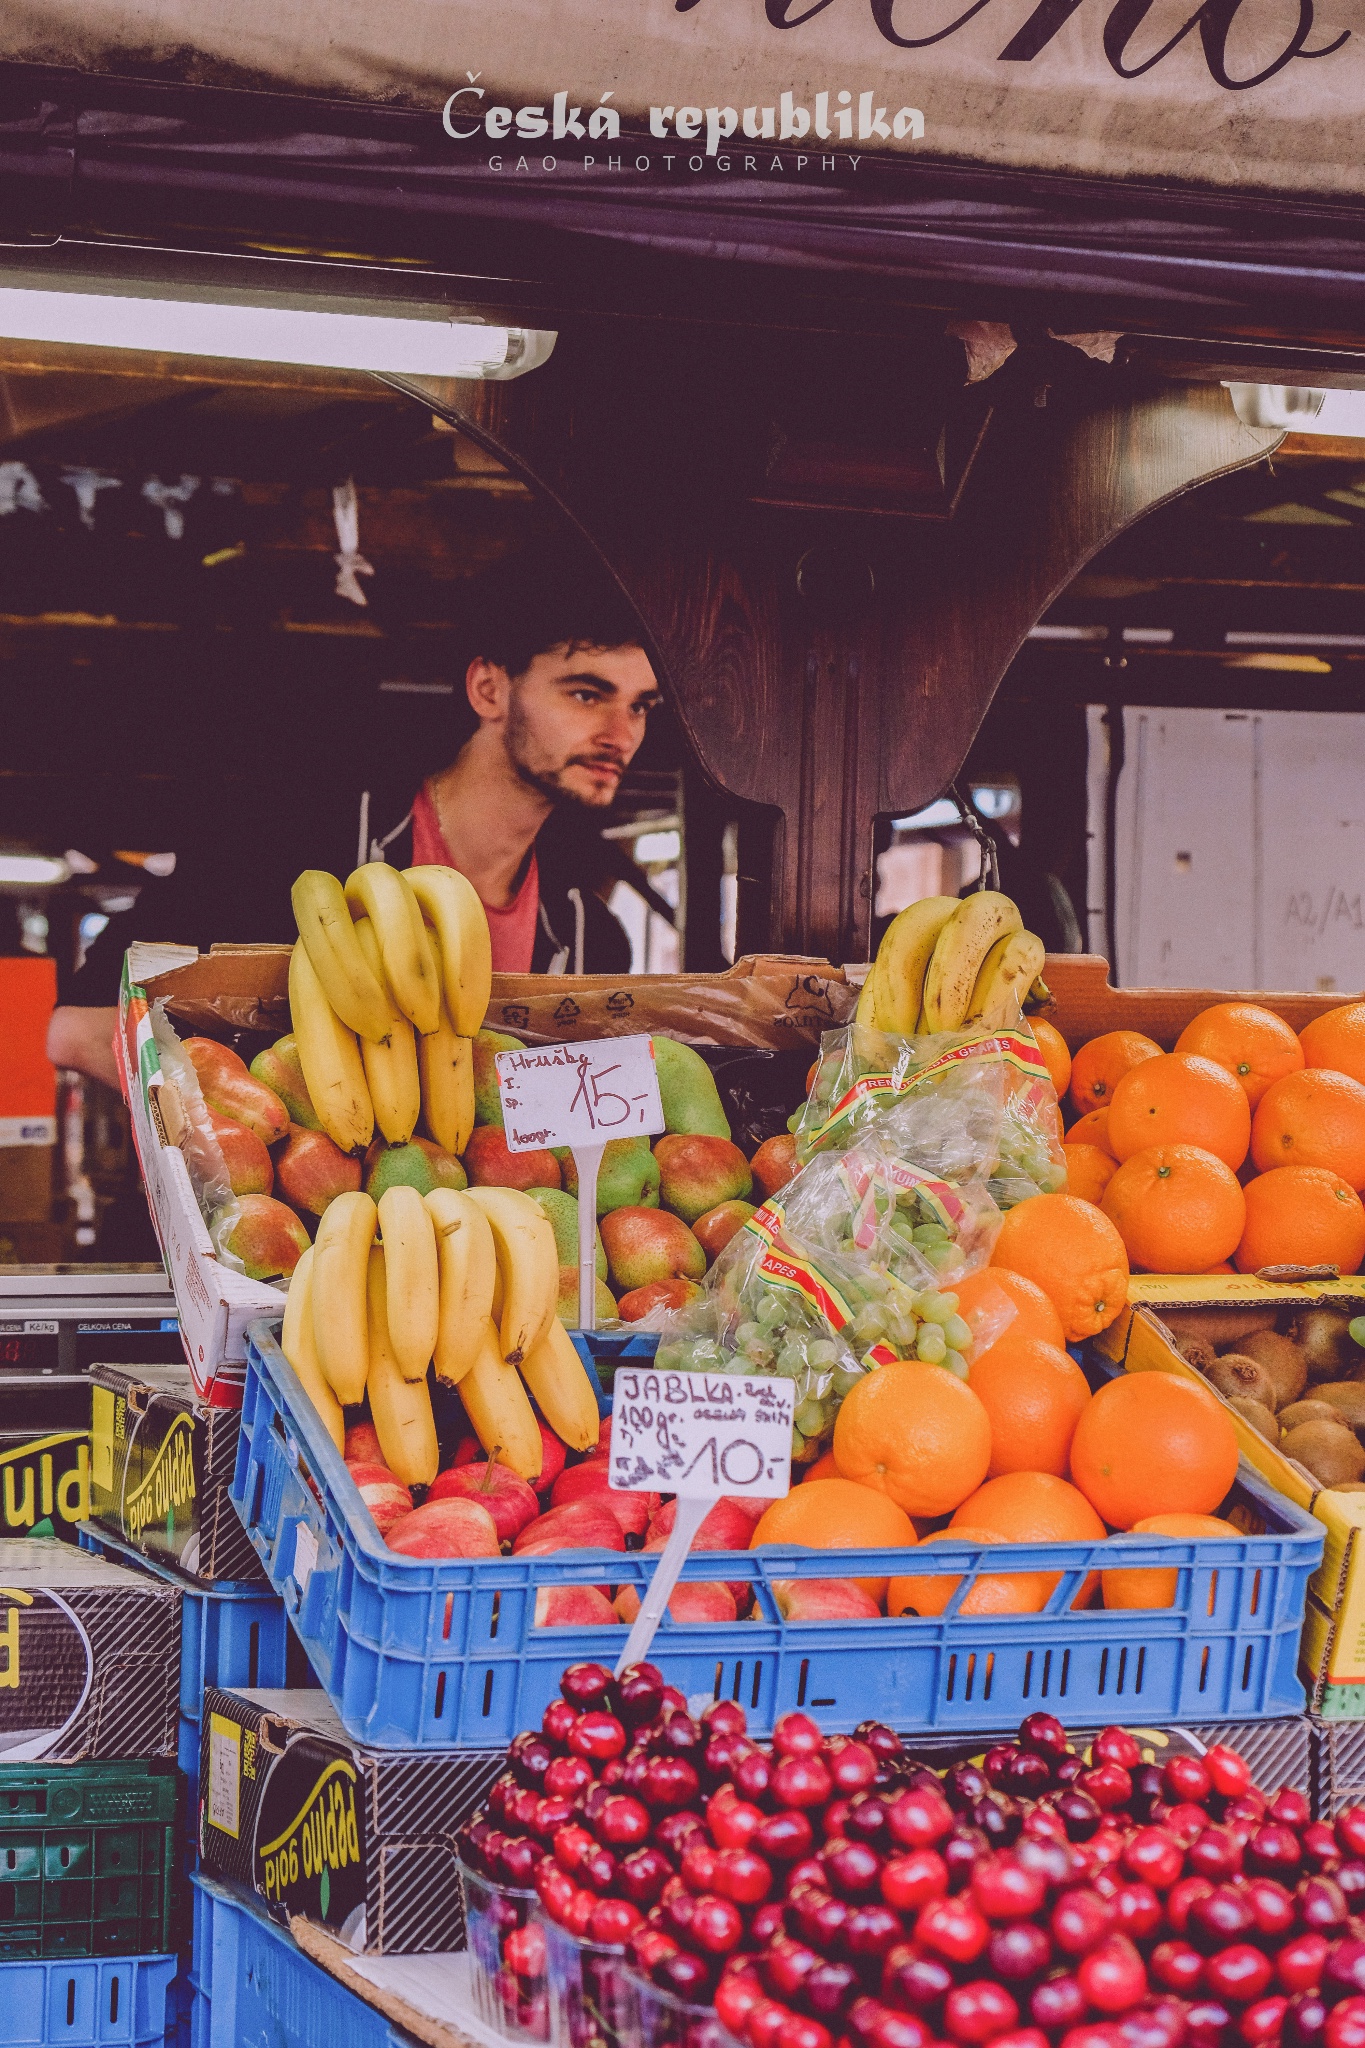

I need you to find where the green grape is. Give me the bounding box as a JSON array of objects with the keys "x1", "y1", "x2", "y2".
[
  {"x1": 809, "y1": 1339, "x2": 838, "y2": 1366},
  {"x1": 735, "y1": 1321, "x2": 763, "y2": 1349},
  {"x1": 757, "y1": 1295, "x2": 785, "y2": 1327},
  {"x1": 916, "y1": 1323, "x2": 947, "y2": 1364},
  {"x1": 789, "y1": 1425, "x2": 808, "y2": 1459},
  {"x1": 888, "y1": 1314, "x2": 920, "y2": 1351},
  {"x1": 795, "y1": 1396, "x2": 826, "y2": 1437},
  {"x1": 1352, "y1": 1316, "x2": 1365, "y2": 1348},
  {"x1": 913, "y1": 1223, "x2": 951, "y2": 1246},
  {"x1": 944, "y1": 1315, "x2": 973, "y2": 1352},
  {"x1": 926, "y1": 1243, "x2": 960, "y2": 1273},
  {"x1": 831, "y1": 1365, "x2": 865, "y2": 1398},
  {"x1": 777, "y1": 1342, "x2": 809, "y2": 1377},
  {"x1": 916, "y1": 1292, "x2": 955, "y2": 1327},
  {"x1": 747, "y1": 1343, "x2": 777, "y2": 1370},
  {"x1": 943, "y1": 1351, "x2": 970, "y2": 1378},
  {"x1": 850, "y1": 1307, "x2": 888, "y2": 1345}
]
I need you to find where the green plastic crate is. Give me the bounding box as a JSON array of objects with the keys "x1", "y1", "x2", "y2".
[{"x1": 0, "y1": 1762, "x2": 179, "y2": 1959}]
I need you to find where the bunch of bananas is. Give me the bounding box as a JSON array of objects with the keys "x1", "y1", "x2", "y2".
[
  {"x1": 279, "y1": 1183, "x2": 600, "y2": 1486},
  {"x1": 856, "y1": 890, "x2": 1049, "y2": 1036},
  {"x1": 288, "y1": 863, "x2": 493, "y2": 1156}
]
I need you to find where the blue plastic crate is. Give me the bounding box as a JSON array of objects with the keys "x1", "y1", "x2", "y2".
[
  {"x1": 187, "y1": 1874, "x2": 412, "y2": 2048},
  {"x1": 228, "y1": 1317, "x2": 1324, "y2": 1748},
  {"x1": 0, "y1": 1950, "x2": 178, "y2": 2047}
]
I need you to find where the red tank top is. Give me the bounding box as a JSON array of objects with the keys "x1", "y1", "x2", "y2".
[{"x1": 409, "y1": 784, "x2": 539, "y2": 974}]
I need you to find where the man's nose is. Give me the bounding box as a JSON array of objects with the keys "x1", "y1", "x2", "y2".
[{"x1": 598, "y1": 702, "x2": 639, "y2": 751}]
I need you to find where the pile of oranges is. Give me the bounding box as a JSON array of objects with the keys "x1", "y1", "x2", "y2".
[
  {"x1": 1033, "y1": 1001, "x2": 1365, "y2": 1278},
  {"x1": 752, "y1": 1276, "x2": 1242, "y2": 1618}
]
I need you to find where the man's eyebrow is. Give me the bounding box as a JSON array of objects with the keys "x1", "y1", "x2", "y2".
[{"x1": 559, "y1": 669, "x2": 661, "y2": 701}]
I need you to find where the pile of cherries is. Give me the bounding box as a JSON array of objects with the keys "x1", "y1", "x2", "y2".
[{"x1": 458, "y1": 1665, "x2": 1365, "y2": 2048}]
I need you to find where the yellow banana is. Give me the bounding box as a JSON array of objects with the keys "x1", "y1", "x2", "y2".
[
  {"x1": 405, "y1": 865, "x2": 493, "y2": 1036},
  {"x1": 376, "y1": 1184, "x2": 439, "y2": 1380},
  {"x1": 425, "y1": 1188, "x2": 497, "y2": 1385},
  {"x1": 311, "y1": 1190, "x2": 378, "y2": 1405},
  {"x1": 459, "y1": 1317, "x2": 543, "y2": 1481},
  {"x1": 466, "y1": 1186, "x2": 559, "y2": 1365},
  {"x1": 854, "y1": 967, "x2": 881, "y2": 1029},
  {"x1": 288, "y1": 942, "x2": 374, "y2": 1154},
  {"x1": 518, "y1": 1314, "x2": 600, "y2": 1453},
  {"x1": 365, "y1": 1248, "x2": 438, "y2": 1487},
  {"x1": 417, "y1": 1012, "x2": 475, "y2": 1154},
  {"x1": 352, "y1": 917, "x2": 420, "y2": 1144},
  {"x1": 964, "y1": 930, "x2": 1048, "y2": 1028},
  {"x1": 291, "y1": 870, "x2": 393, "y2": 1042},
  {"x1": 344, "y1": 863, "x2": 441, "y2": 1036},
  {"x1": 279, "y1": 1247, "x2": 345, "y2": 1453},
  {"x1": 873, "y1": 895, "x2": 960, "y2": 1034},
  {"x1": 920, "y1": 891, "x2": 1023, "y2": 1033}
]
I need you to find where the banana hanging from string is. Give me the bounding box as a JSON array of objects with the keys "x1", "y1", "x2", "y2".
[
  {"x1": 920, "y1": 891, "x2": 1023, "y2": 1033},
  {"x1": 964, "y1": 929, "x2": 1047, "y2": 1028},
  {"x1": 871, "y1": 895, "x2": 959, "y2": 1035}
]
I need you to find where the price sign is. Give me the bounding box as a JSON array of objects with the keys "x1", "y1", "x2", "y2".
[
  {"x1": 610, "y1": 1366, "x2": 794, "y2": 1499},
  {"x1": 495, "y1": 1037, "x2": 663, "y2": 1154}
]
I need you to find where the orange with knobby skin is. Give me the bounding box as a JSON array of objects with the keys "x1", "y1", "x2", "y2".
[
  {"x1": 1175, "y1": 1002, "x2": 1304, "y2": 1109},
  {"x1": 950, "y1": 1471, "x2": 1106, "y2": 1608},
  {"x1": 1107, "y1": 1053, "x2": 1251, "y2": 1172},
  {"x1": 1068, "y1": 1108, "x2": 1118, "y2": 1160},
  {"x1": 1069, "y1": 1372, "x2": 1238, "y2": 1529},
  {"x1": 750, "y1": 1479, "x2": 916, "y2": 1604},
  {"x1": 1234, "y1": 1165, "x2": 1365, "y2": 1276},
  {"x1": 990, "y1": 1194, "x2": 1130, "y2": 1342},
  {"x1": 1250, "y1": 1068, "x2": 1365, "y2": 1189},
  {"x1": 1101, "y1": 1513, "x2": 1242, "y2": 1610},
  {"x1": 1100, "y1": 1143, "x2": 1246, "y2": 1273},
  {"x1": 832, "y1": 1360, "x2": 992, "y2": 1517},
  {"x1": 1300, "y1": 1003, "x2": 1365, "y2": 1087},
  {"x1": 1068, "y1": 1030, "x2": 1162, "y2": 1116},
  {"x1": 953, "y1": 1268, "x2": 1065, "y2": 1358},
  {"x1": 1029, "y1": 1018, "x2": 1072, "y2": 1100},
  {"x1": 1062, "y1": 1143, "x2": 1117, "y2": 1207},
  {"x1": 888, "y1": 1528, "x2": 1053, "y2": 1618},
  {"x1": 967, "y1": 1336, "x2": 1092, "y2": 1478}
]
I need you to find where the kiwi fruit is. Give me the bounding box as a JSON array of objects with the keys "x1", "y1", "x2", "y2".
[
  {"x1": 1280, "y1": 1420, "x2": 1365, "y2": 1486},
  {"x1": 1160, "y1": 1308, "x2": 1279, "y2": 1351},
  {"x1": 1203, "y1": 1353, "x2": 1278, "y2": 1412},
  {"x1": 1295, "y1": 1309, "x2": 1365, "y2": 1385},
  {"x1": 1174, "y1": 1336, "x2": 1217, "y2": 1375},
  {"x1": 1310, "y1": 1382, "x2": 1365, "y2": 1430},
  {"x1": 1226, "y1": 1397, "x2": 1279, "y2": 1443},
  {"x1": 1234, "y1": 1330, "x2": 1308, "y2": 1409},
  {"x1": 1279, "y1": 1399, "x2": 1346, "y2": 1432}
]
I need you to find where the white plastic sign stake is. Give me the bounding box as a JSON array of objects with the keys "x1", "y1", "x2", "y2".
[
  {"x1": 610, "y1": 1366, "x2": 795, "y2": 1675},
  {"x1": 496, "y1": 1037, "x2": 664, "y2": 1333}
]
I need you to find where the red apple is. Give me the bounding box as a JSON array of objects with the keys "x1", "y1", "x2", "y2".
[
  {"x1": 345, "y1": 1459, "x2": 412, "y2": 1536},
  {"x1": 617, "y1": 1279, "x2": 704, "y2": 1320},
  {"x1": 512, "y1": 1501, "x2": 626, "y2": 1555},
  {"x1": 614, "y1": 1581, "x2": 737, "y2": 1624},
  {"x1": 428, "y1": 1462, "x2": 540, "y2": 1542},
  {"x1": 645, "y1": 1495, "x2": 763, "y2": 1608},
  {"x1": 533, "y1": 1585, "x2": 619, "y2": 1627},
  {"x1": 774, "y1": 1579, "x2": 881, "y2": 1620},
  {"x1": 386, "y1": 1498, "x2": 500, "y2": 1558},
  {"x1": 345, "y1": 1421, "x2": 385, "y2": 1464}
]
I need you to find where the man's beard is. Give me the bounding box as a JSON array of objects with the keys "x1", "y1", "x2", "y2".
[{"x1": 506, "y1": 693, "x2": 623, "y2": 809}]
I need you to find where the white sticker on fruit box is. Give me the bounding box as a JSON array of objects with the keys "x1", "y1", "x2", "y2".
[{"x1": 208, "y1": 1713, "x2": 241, "y2": 1839}]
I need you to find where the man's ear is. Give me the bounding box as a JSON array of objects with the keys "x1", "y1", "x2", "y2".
[{"x1": 466, "y1": 656, "x2": 511, "y2": 721}]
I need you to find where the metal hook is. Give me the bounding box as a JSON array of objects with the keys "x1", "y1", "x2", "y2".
[{"x1": 949, "y1": 783, "x2": 1000, "y2": 891}]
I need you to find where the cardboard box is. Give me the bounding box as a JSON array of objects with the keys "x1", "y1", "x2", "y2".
[
  {"x1": 0, "y1": 1539, "x2": 180, "y2": 1760},
  {"x1": 88, "y1": 1363, "x2": 267, "y2": 1584},
  {"x1": 0, "y1": 1376, "x2": 91, "y2": 1542},
  {"x1": 198, "y1": 1688, "x2": 504, "y2": 1953}
]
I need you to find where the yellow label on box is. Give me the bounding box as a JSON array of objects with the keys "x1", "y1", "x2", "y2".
[{"x1": 90, "y1": 1387, "x2": 115, "y2": 1496}]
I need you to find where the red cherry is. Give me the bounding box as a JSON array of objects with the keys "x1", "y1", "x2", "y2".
[
  {"x1": 1151, "y1": 1941, "x2": 1207, "y2": 1994},
  {"x1": 1338, "y1": 1814, "x2": 1365, "y2": 1861},
  {"x1": 756, "y1": 1810, "x2": 816, "y2": 1863},
  {"x1": 1271, "y1": 1790, "x2": 1312, "y2": 1831},
  {"x1": 917, "y1": 1894, "x2": 991, "y2": 1965},
  {"x1": 713, "y1": 1846, "x2": 772, "y2": 1906},
  {"x1": 596, "y1": 1794, "x2": 650, "y2": 1850},
  {"x1": 1031, "y1": 1976, "x2": 1087, "y2": 2031},
  {"x1": 865, "y1": 2009, "x2": 935, "y2": 2048},
  {"x1": 750, "y1": 1901, "x2": 786, "y2": 1946},
  {"x1": 988, "y1": 1923, "x2": 1053, "y2": 1983},
  {"x1": 589, "y1": 1896, "x2": 642, "y2": 1945},
  {"x1": 569, "y1": 1710, "x2": 627, "y2": 1761},
  {"x1": 883, "y1": 1946, "x2": 953, "y2": 2011},
  {"x1": 1184, "y1": 1999, "x2": 1235, "y2": 2048},
  {"x1": 715, "y1": 1970, "x2": 764, "y2": 2036},
  {"x1": 1164, "y1": 1756, "x2": 1214, "y2": 1806},
  {"x1": 689, "y1": 1892, "x2": 744, "y2": 1956},
  {"x1": 765, "y1": 1939, "x2": 821, "y2": 2002},
  {"x1": 709, "y1": 1792, "x2": 764, "y2": 1851},
  {"x1": 1113, "y1": 1882, "x2": 1162, "y2": 1941},
  {"x1": 1286, "y1": 1994, "x2": 1328, "y2": 2048},
  {"x1": 1281, "y1": 1936, "x2": 1332, "y2": 1996},
  {"x1": 1019, "y1": 1714, "x2": 1070, "y2": 1761},
  {"x1": 681, "y1": 1842, "x2": 718, "y2": 1892},
  {"x1": 788, "y1": 1857, "x2": 827, "y2": 1895},
  {"x1": 827, "y1": 1740, "x2": 880, "y2": 1796},
  {"x1": 615, "y1": 1663, "x2": 666, "y2": 1730},
  {"x1": 535, "y1": 1858, "x2": 576, "y2": 1921},
  {"x1": 1168, "y1": 1876, "x2": 1217, "y2": 1934},
  {"x1": 748, "y1": 1999, "x2": 791, "y2": 2048},
  {"x1": 855, "y1": 1720, "x2": 903, "y2": 1763},
  {"x1": 543, "y1": 1753, "x2": 594, "y2": 1799},
  {"x1": 1052, "y1": 1888, "x2": 1115, "y2": 1956},
  {"x1": 1323, "y1": 1941, "x2": 1365, "y2": 2006},
  {"x1": 823, "y1": 1841, "x2": 883, "y2": 1901},
  {"x1": 542, "y1": 1698, "x2": 578, "y2": 1745},
  {"x1": 944, "y1": 1981, "x2": 1021, "y2": 2045},
  {"x1": 560, "y1": 1661, "x2": 615, "y2": 1710},
  {"x1": 972, "y1": 1856, "x2": 1048, "y2": 1922},
  {"x1": 848, "y1": 1798, "x2": 892, "y2": 1848},
  {"x1": 1306, "y1": 1825, "x2": 1344, "y2": 1875},
  {"x1": 1245, "y1": 1877, "x2": 1296, "y2": 1940},
  {"x1": 774, "y1": 1712, "x2": 824, "y2": 1758},
  {"x1": 580, "y1": 1843, "x2": 618, "y2": 1895},
  {"x1": 1167, "y1": 1803, "x2": 1215, "y2": 1850},
  {"x1": 844, "y1": 1903, "x2": 905, "y2": 1966},
  {"x1": 1005, "y1": 1753, "x2": 1055, "y2": 1801},
  {"x1": 803, "y1": 1958, "x2": 860, "y2": 2020},
  {"x1": 1017, "y1": 1835, "x2": 1076, "y2": 1888},
  {"x1": 946, "y1": 1826, "x2": 993, "y2": 1891},
  {"x1": 1078, "y1": 1936, "x2": 1148, "y2": 2015},
  {"x1": 619, "y1": 1845, "x2": 672, "y2": 1907},
  {"x1": 1326, "y1": 2000, "x2": 1365, "y2": 2048},
  {"x1": 554, "y1": 1823, "x2": 596, "y2": 1873},
  {"x1": 1241, "y1": 1998, "x2": 1290, "y2": 2048},
  {"x1": 779, "y1": 2015, "x2": 833, "y2": 2048},
  {"x1": 888, "y1": 1787, "x2": 956, "y2": 1850},
  {"x1": 503, "y1": 1920, "x2": 546, "y2": 1978},
  {"x1": 1056, "y1": 1792, "x2": 1105, "y2": 1843},
  {"x1": 643, "y1": 1755, "x2": 701, "y2": 1812},
  {"x1": 1189, "y1": 1885, "x2": 1256, "y2": 1955},
  {"x1": 657, "y1": 1686, "x2": 687, "y2": 1713},
  {"x1": 654, "y1": 1811, "x2": 706, "y2": 1860},
  {"x1": 1206, "y1": 1747, "x2": 1254, "y2": 1799},
  {"x1": 564, "y1": 1885, "x2": 597, "y2": 1937},
  {"x1": 882, "y1": 1850, "x2": 949, "y2": 1913},
  {"x1": 1080, "y1": 1766, "x2": 1134, "y2": 1813},
  {"x1": 1341, "y1": 1864, "x2": 1365, "y2": 1909},
  {"x1": 735, "y1": 1751, "x2": 774, "y2": 1802},
  {"x1": 1205, "y1": 1945, "x2": 1275, "y2": 2006},
  {"x1": 1058, "y1": 2024, "x2": 1125, "y2": 2048},
  {"x1": 1126, "y1": 2000, "x2": 1188, "y2": 2048},
  {"x1": 775, "y1": 1756, "x2": 835, "y2": 1810},
  {"x1": 1301, "y1": 1878, "x2": 1350, "y2": 1935},
  {"x1": 1190, "y1": 1828, "x2": 1245, "y2": 1883},
  {"x1": 1248, "y1": 1825, "x2": 1304, "y2": 1883},
  {"x1": 992, "y1": 2033, "x2": 1050, "y2": 2048},
  {"x1": 1093, "y1": 1728, "x2": 1143, "y2": 1772}
]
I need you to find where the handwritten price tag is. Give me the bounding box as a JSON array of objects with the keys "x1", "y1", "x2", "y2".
[
  {"x1": 609, "y1": 1366, "x2": 794, "y2": 1500},
  {"x1": 496, "y1": 1036, "x2": 664, "y2": 1154}
]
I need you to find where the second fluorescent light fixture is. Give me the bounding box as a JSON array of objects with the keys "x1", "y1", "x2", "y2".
[
  {"x1": 1226, "y1": 384, "x2": 1365, "y2": 435},
  {"x1": 0, "y1": 286, "x2": 555, "y2": 380}
]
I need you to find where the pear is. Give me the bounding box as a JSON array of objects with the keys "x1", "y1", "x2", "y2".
[
  {"x1": 652, "y1": 1035, "x2": 731, "y2": 1138},
  {"x1": 560, "y1": 1136, "x2": 660, "y2": 1214},
  {"x1": 471, "y1": 1029, "x2": 525, "y2": 1129},
  {"x1": 529, "y1": 1187, "x2": 607, "y2": 1279}
]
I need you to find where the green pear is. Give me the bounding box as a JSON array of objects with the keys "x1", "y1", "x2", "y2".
[
  {"x1": 555, "y1": 1266, "x2": 618, "y2": 1329},
  {"x1": 652, "y1": 1036, "x2": 731, "y2": 1139},
  {"x1": 365, "y1": 1137, "x2": 466, "y2": 1200},
  {"x1": 529, "y1": 1187, "x2": 607, "y2": 1280},
  {"x1": 561, "y1": 1136, "x2": 660, "y2": 1214},
  {"x1": 249, "y1": 1035, "x2": 322, "y2": 1132},
  {"x1": 471, "y1": 1029, "x2": 525, "y2": 1129}
]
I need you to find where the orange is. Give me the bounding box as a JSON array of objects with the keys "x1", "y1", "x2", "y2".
[
  {"x1": 1300, "y1": 1003, "x2": 1365, "y2": 1087},
  {"x1": 1069, "y1": 1030, "x2": 1162, "y2": 1116},
  {"x1": 832, "y1": 1362, "x2": 991, "y2": 1517},
  {"x1": 802, "y1": 1450, "x2": 840, "y2": 1482},
  {"x1": 1068, "y1": 1108, "x2": 1118, "y2": 1159},
  {"x1": 1029, "y1": 1018, "x2": 1072, "y2": 1100},
  {"x1": 968, "y1": 1335, "x2": 1092, "y2": 1478},
  {"x1": 1069, "y1": 1373, "x2": 1238, "y2": 1529},
  {"x1": 1100, "y1": 1144, "x2": 1246, "y2": 1274},
  {"x1": 1203, "y1": 1262, "x2": 1236, "y2": 1275},
  {"x1": 1107, "y1": 1053, "x2": 1251, "y2": 1172},
  {"x1": 951, "y1": 1471, "x2": 1106, "y2": 1608},
  {"x1": 1176, "y1": 1002, "x2": 1304, "y2": 1109},
  {"x1": 1234, "y1": 1165, "x2": 1365, "y2": 1276},
  {"x1": 750, "y1": 1478, "x2": 916, "y2": 1604},
  {"x1": 1063, "y1": 1143, "x2": 1117, "y2": 1206},
  {"x1": 1101, "y1": 1513, "x2": 1242, "y2": 1610},
  {"x1": 1251, "y1": 1068, "x2": 1365, "y2": 1189},
  {"x1": 888, "y1": 1529, "x2": 1053, "y2": 1619},
  {"x1": 991, "y1": 1193, "x2": 1130, "y2": 1341},
  {"x1": 952, "y1": 1269, "x2": 1066, "y2": 1356}
]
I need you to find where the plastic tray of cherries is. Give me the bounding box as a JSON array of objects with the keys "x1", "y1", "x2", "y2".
[{"x1": 456, "y1": 1655, "x2": 1365, "y2": 2048}]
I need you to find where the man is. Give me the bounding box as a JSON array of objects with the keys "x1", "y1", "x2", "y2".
[{"x1": 46, "y1": 562, "x2": 661, "y2": 1084}]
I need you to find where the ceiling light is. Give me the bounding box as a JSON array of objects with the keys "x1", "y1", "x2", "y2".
[
  {"x1": 0, "y1": 285, "x2": 555, "y2": 380},
  {"x1": 1225, "y1": 384, "x2": 1365, "y2": 435},
  {"x1": 0, "y1": 853, "x2": 69, "y2": 886}
]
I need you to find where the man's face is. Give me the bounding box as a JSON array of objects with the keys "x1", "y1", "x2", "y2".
[{"x1": 485, "y1": 642, "x2": 661, "y2": 808}]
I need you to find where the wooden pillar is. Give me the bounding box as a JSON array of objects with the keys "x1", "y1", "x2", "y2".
[{"x1": 394, "y1": 339, "x2": 1279, "y2": 963}]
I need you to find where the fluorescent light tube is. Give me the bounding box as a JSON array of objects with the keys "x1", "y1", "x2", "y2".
[
  {"x1": 0, "y1": 854, "x2": 69, "y2": 886},
  {"x1": 1226, "y1": 384, "x2": 1365, "y2": 435},
  {"x1": 0, "y1": 286, "x2": 555, "y2": 379}
]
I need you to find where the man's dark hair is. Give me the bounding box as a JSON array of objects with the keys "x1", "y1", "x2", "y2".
[{"x1": 467, "y1": 554, "x2": 649, "y2": 680}]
